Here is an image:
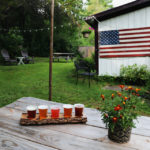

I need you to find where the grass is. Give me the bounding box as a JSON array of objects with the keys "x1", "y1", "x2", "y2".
[{"x1": 0, "y1": 57, "x2": 150, "y2": 116}]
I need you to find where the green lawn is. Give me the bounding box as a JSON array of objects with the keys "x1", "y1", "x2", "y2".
[{"x1": 0, "y1": 57, "x2": 150, "y2": 116}]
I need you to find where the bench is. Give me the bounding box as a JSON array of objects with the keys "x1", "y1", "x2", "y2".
[{"x1": 53, "y1": 53, "x2": 74, "y2": 62}]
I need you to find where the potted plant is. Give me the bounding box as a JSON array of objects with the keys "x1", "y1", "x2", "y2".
[
  {"x1": 100, "y1": 85, "x2": 142, "y2": 143},
  {"x1": 82, "y1": 30, "x2": 91, "y2": 38}
]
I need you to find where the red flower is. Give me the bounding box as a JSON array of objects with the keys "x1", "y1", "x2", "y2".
[
  {"x1": 119, "y1": 85, "x2": 125, "y2": 90},
  {"x1": 101, "y1": 94, "x2": 105, "y2": 100},
  {"x1": 111, "y1": 94, "x2": 114, "y2": 99},
  {"x1": 124, "y1": 97, "x2": 128, "y2": 101},
  {"x1": 123, "y1": 101, "x2": 125, "y2": 105},
  {"x1": 135, "y1": 88, "x2": 141, "y2": 93},
  {"x1": 128, "y1": 86, "x2": 133, "y2": 90},
  {"x1": 136, "y1": 94, "x2": 140, "y2": 96},
  {"x1": 114, "y1": 105, "x2": 122, "y2": 111},
  {"x1": 117, "y1": 92, "x2": 122, "y2": 97},
  {"x1": 112, "y1": 117, "x2": 117, "y2": 122}
]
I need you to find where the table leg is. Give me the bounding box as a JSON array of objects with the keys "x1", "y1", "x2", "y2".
[
  {"x1": 67, "y1": 56, "x2": 69, "y2": 62},
  {"x1": 18, "y1": 58, "x2": 24, "y2": 65},
  {"x1": 18, "y1": 59, "x2": 21, "y2": 65}
]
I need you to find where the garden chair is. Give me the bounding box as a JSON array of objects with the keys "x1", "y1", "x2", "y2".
[
  {"x1": 21, "y1": 50, "x2": 34, "y2": 64},
  {"x1": 74, "y1": 60, "x2": 97, "y2": 87},
  {"x1": 1, "y1": 49, "x2": 17, "y2": 65}
]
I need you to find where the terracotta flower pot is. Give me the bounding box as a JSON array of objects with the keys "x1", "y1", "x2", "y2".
[{"x1": 108, "y1": 126, "x2": 132, "y2": 143}]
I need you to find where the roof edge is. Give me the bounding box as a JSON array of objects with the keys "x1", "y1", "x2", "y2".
[{"x1": 85, "y1": 0, "x2": 150, "y2": 27}]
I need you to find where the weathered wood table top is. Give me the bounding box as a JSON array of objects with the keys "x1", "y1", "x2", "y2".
[{"x1": 0, "y1": 97, "x2": 150, "y2": 150}]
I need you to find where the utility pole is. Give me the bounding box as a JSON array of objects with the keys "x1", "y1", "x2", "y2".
[{"x1": 49, "y1": 0, "x2": 54, "y2": 101}]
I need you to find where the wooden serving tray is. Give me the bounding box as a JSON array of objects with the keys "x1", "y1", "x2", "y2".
[{"x1": 20, "y1": 113, "x2": 87, "y2": 125}]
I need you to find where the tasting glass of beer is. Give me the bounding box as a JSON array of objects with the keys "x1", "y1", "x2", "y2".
[
  {"x1": 38, "y1": 105, "x2": 48, "y2": 119},
  {"x1": 74, "y1": 104, "x2": 84, "y2": 117},
  {"x1": 63, "y1": 104, "x2": 73, "y2": 118},
  {"x1": 27, "y1": 105, "x2": 37, "y2": 119},
  {"x1": 51, "y1": 106, "x2": 60, "y2": 118}
]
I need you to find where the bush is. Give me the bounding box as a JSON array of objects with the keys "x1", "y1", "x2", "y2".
[
  {"x1": 146, "y1": 74, "x2": 150, "y2": 92},
  {"x1": 120, "y1": 64, "x2": 150, "y2": 85},
  {"x1": 0, "y1": 28, "x2": 23, "y2": 58},
  {"x1": 97, "y1": 75, "x2": 123, "y2": 83}
]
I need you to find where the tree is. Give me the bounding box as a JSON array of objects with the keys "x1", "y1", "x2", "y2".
[
  {"x1": 0, "y1": 0, "x2": 87, "y2": 56},
  {"x1": 79, "y1": 0, "x2": 112, "y2": 47}
]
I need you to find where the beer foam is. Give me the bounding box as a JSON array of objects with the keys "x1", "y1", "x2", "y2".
[
  {"x1": 38, "y1": 105, "x2": 48, "y2": 109},
  {"x1": 51, "y1": 106, "x2": 60, "y2": 110},
  {"x1": 63, "y1": 104, "x2": 73, "y2": 109},
  {"x1": 26, "y1": 105, "x2": 37, "y2": 111},
  {"x1": 74, "y1": 104, "x2": 84, "y2": 108}
]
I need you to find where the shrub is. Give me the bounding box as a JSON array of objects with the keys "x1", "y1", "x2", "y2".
[
  {"x1": 0, "y1": 28, "x2": 23, "y2": 58},
  {"x1": 146, "y1": 74, "x2": 150, "y2": 92},
  {"x1": 120, "y1": 64, "x2": 150, "y2": 85}
]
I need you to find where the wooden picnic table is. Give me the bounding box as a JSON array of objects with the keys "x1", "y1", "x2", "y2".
[
  {"x1": 53, "y1": 53, "x2": 74, "y2": 62},
  {"x1": 0, "y1": 97, "x2": 150, "y2": 150}
]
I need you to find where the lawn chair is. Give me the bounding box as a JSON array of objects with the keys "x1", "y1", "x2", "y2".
[
  {"x1": 21, "y1": 50, "x2": 34, "y2": 64},
  {"x1": 1, "y1": 49, "x2": 17, "y2": 65},
  {"x1": 74, "y1": 60, "x2": 96, "y2": 87}
]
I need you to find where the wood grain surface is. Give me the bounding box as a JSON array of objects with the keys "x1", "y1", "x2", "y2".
[{"x1": 0, "y1": 97, "x2": 150, "y2": 150}]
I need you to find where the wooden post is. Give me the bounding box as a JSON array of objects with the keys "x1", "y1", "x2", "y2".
[
  {"x1": 49, "y1": 0, "x2": 54, "y2": 101},
  {"x1": 94, "y1": 23, "x2": 99, "y2": 74}
]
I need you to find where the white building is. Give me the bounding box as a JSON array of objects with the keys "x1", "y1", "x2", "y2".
[{"x1": 85, "y1": 0, "x2": 150, "y2": 76}]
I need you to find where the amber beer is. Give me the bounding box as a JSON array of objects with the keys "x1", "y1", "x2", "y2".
[
  {"x1": 38, "y1": 105, "x2": 48, "y2": 119},
  {"x1": 74, "y1": 104, "x2": 84, "y2": 117},
  {"x1": 63, "y1": 104, "x2": 73, "y2": 118},
  {"x1": 27, "y1": 105, "x2": 37, "y2": 119},
  {"x1": 51, "y1": 106, "x2": 60, "y2": 118}
]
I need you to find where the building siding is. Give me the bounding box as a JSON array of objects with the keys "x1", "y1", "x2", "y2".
[{"x1": 98, "y1": 6, "x2": 150, "y2": 76}]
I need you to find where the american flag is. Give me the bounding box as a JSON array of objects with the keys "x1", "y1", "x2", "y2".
[{"x1": 99, "y1": 27, "x2": 150, "y2": 58}]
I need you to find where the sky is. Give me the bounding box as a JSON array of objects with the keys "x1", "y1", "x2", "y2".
[
  {"x1": 83, "y1": 0, "x2": 136, "y2": 7},
  {"x1": 112, "y1": 0, "x2": 136, "y2": 7}
]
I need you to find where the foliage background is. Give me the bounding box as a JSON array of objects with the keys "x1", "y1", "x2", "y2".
[{"x1": 0, "y1": 0, "x2": 112, "y2": 57}]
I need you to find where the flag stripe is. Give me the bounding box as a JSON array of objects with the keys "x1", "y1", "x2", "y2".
[
  {"x1": 100, "y1": 54, "x2": 150, "y2": 58},
  {"x1": 120, "y1": 31, "x2": 150, "y2": 36},
  {"x1": 120, "y1": 29, "x2": 150, "y2": 34},
  {"x1": 119, "y1": 27, "x2": 150, "y2": 32},
  {"x1": 120, "y1": 40, "x2": 150, "y2": 44},
  {"x1": 120, "y1": 36, "x2": 150, "y2": 40},
  {"x1": 100, "y1": 50, "x2": 150, "y2": 54},
  {"x1": 119, "y1": 34, "x2": 150, "y2": 38},
  {"x1": 100, "y1": 45, "x2": 150, "y2": 49},
  {"x1": 100, "y1": 47, "x2": 150, "y2": 52},
  {"x1": 120, "y1": 38, "x2": 150, "y2": 42},
  {"x1": 100, "y1": 42, "x2": 150, "y2": 48},
  {"x1": 100, "y1": 52, "x2": 150, "y2": 56}
]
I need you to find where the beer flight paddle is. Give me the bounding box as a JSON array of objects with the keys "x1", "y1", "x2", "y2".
[{"x1": 20, "y1": 104, "x2": 87, "y2": 125}]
